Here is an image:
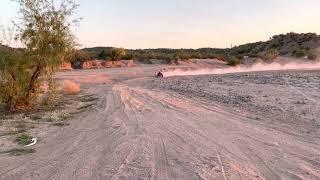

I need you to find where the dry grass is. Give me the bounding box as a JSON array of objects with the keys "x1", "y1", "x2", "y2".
[
  {"x1": 2, "y1": 148, "x2": 35, "y2": 156},
  {"x1": 62, "y1": 80, "x2": 80, "y2": 95}
]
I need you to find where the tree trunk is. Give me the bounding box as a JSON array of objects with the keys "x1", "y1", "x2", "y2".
[{"x1": 25, "y1": 64, "x2": 42, "y2": 105}]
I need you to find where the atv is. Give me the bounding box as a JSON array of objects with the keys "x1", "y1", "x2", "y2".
[{"x1": 156, "y1": 71, "x2": 164, "y2": 78}]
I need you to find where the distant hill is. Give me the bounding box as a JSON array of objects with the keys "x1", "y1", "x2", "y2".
[
  {"x1": 81, "y1": 32, "x2": 320, "y2": 61},
  {"x1": 2, "y1": 32, "x2": 320, "y2": 63},
  {"x1": 230, "y1": 32, "x2": 320, "y2": 57}
]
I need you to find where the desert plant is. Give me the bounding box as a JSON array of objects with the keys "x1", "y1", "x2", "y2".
[
  {"x1": 292, "y1": 48, "x2": 306, "y2": 58},
  {"x1": 98, "y1": 50, "x2": 108, "y2": 60},
  {"x1": 307, "y1": 53, "x2": 317, "y2": 60},
  {"x1": 16, "y1": 133, "x2": 33, "y2": 145},
  {"x1": 174, "y1": 51, "x2": 191, "y2": 61},
  {"x1": 3, "y1": 148, "x2": 35, "y2": 156},
  {"x1": 225, "y1": 55, "x2": 241, "y2": 66},
  {"x1": 122, "y1": 53, "x2": 134, "y2": 60},
  {"x1": 110, "y1": 48, "x2": 126, "y2": 61},
  {"x1": 307, "y1": 49, "x2": 318, "y2": 60},
  {"x1": 261, "y1": 49, "x2": 279, "y2": 61},
  {"x1": 0, "y1": 0, "x2": 79, "y2": 111},
  {"x1": 62, "y1": 80, "x2": 80, "y2": 95},
  {"x1": 215, "y1": 54, "x2": 226, "y2": 61},
  {"x1": 65, "y1": 49, "x2": 93, "y2": 64}
]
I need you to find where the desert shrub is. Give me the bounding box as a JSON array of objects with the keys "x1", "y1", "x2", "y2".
[
  {"x1": 16, "y1": 133, "x2": 33, "y2": 145},
  {"x1": 190, "y1": 52, "x2": 202, "y2": 59},
  {"x1": 307, "y1": 49, "x2": 318, "y2": 60},
  {"x1": 162, "y1": 54, "x2": 175, "y2": 64},
  {"x1": 292, "y1": 48, "x2": 306, "y2": 58},
  {"x1": 111, "y1": 48, "x2": 126, "y2": 61},
  {"x1": 215, "y1": 54, "x2": 226, "y2": 61},
  {"x1": 235, "y1": 55, "x2": 243, "y2": 60},
  {"x1": 261, "y1": 49, "x2": 279, "y2": 61},
  {"x1": 225, "y1": 55, "x2": 241, "y2": 66},
  {"x1": 0, "y1": 0, "x2": 78, "y2": 111},
  {"x1": 65, "y1": 50, "x2": 93, "y2": 64},
  {"x1": 174, "y1": 51, "x2": 191, "y2": 61},
  {"x1": 98, "y1": 50, "x2": 108, "y2": 60},
  {"x1": 307, "y1": 53, "x2": 317, "y2": 60},
  {"x1": 0, "y1": 50, "x2": 37, "y2": 110},
  {"x1": 122, "y1": 53, "x2": 134, "y2": 60},
  {"x1": 4, "y1": 148, "x2": 35, "y2": 156},
  {"x1": 62, "y1": 80, "x2": 80, "y2": 95}
]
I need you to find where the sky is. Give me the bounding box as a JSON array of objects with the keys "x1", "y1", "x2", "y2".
[{"x1": 1, "y1": 0, "x2": 320, "y2": 49}]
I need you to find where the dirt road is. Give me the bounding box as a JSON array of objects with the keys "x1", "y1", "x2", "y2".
[{"x1": 0, "y1": 65, "x2": 319, "y2": 180}]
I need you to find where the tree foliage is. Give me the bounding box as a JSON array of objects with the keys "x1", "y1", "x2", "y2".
[
  {"x1": 225, "y1": 55, "x2": 241, "y2": 66},
  {"x1": 260, "y1": 49, "x2": 279, "y2": 62},
  {"x1": 292, "y1": 48, "x2": 306, "y2": 58},
  {"x1": 98, "y1": 50, "x2": 108, "y2": 60},
  {"x1": 307, "y1": 49, "x2": 318, "y2": 60},
  {"x1": 110, "y1": 48, "x2": 126, "y2": 61},
  {"x1": 0, "y1": 0, "x2": 78, "y2": 111},
  {"x1": 174, "y1": 51, "x2": 191, "y2": 61},
  {"x1": 65, "y1": 49, "x2": 92, "y2": 63}
]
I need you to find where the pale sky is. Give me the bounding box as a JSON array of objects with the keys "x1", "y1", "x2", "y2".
[{"x1": 1, "y1": 0, "x2": 320, "y2": 49}]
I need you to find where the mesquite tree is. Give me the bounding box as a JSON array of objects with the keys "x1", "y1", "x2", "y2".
[
  {"x1": 0, "y1": 0, "x2": 79, "y2": 110},
  {"x1": 111, "y1": 48, "x2": 126, "y2": 61}
]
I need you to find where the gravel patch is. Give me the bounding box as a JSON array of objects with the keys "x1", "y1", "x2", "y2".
[{"x1": 148, "y1": 70, "x2": 320, "y2": 138}]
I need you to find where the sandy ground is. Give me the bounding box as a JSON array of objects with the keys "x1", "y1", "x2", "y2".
[{"x1": 0, "y1": 61, "x2": 320, "y2": 179}]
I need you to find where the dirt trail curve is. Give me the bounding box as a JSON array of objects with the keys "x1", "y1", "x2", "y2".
[{"x1": 0, "y1": 67, "x2": 320, "y2": 180}]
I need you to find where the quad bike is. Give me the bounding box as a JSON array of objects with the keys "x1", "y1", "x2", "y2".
[{"x1": 156, "y1": 71, "x2": 164, "y2": 78}]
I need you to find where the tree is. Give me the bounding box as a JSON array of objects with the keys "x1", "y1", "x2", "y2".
[
  {"x1": 292, "y1": 48, "x2": 306, "y2": 58},
  {"x1": 225, "y1": 55, "x2": 241, "y2": 66},
  {"x1": 307, "y1": 49, "x2": 318, "y2": 60},
  {"x1": 0, "y1": 0, "x2": 79, "y2": 111},
  {"x1": 174, "y1": 51, "x2": 191, "y2": 61},
  {"x1": 122, "y1": 53, "x2": 134, "y2": 60},
  {"x1": 64, "y1": 49, "x2": 92, "y2": 64},
  {"x1": 261, "y1": 49, "x2": 279, "y2": 62},
  {"x1": 110, "y1": 48, "x2": 126, "y2": 61},
  {"x1": 98, "y1": 50, "x2": 108, "y2": 60}
]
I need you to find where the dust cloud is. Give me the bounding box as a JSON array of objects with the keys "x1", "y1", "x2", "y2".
[{"x1": 162, "y1": 61, "x2": 320, "y2": 77}]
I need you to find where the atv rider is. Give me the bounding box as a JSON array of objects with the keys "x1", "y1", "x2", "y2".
[{"x1": 157, "y1": 71, "x2": 164, "y2": 78}]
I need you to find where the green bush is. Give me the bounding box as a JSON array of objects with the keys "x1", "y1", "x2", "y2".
[
  {"x1": 307, "y1": 53, "x2": 317, "y2": 60},
  {"x1": 98, "y1": 50, "x2": 108, "y2": 60},
  {"x1": 65, "y1": 50, "x2": 93, "y2": 63},
  {"x1": 292, "y1": 48, "x2": 306, "y2": 58},
  {"x1": 261, "y1": 49, "x2": 279, "y2": 61},
  {"x1": 16, "y1": 133, "x2": 33, "y2": 145},
  {"x1": 122, "y1": 53, "x2": 134, "y2": 60},
  {"x1": 0, "y1": 0, "x2": 78, "y2": 111},
  {"x1": 307, "y1": 49, "x2": 318, "y2": 60},
  {"x1": 226, "y1": 55, "x2": 241, "y2": 66},
  {"x1": 174, "y1": 51, "x2": 191, "y2": 61},
  {"x1": 0, "y1": 50, "x2": 36, "y2": 110},
  {"x1": 110, "y1": 48, "x2": 126, "y2": 61}
]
